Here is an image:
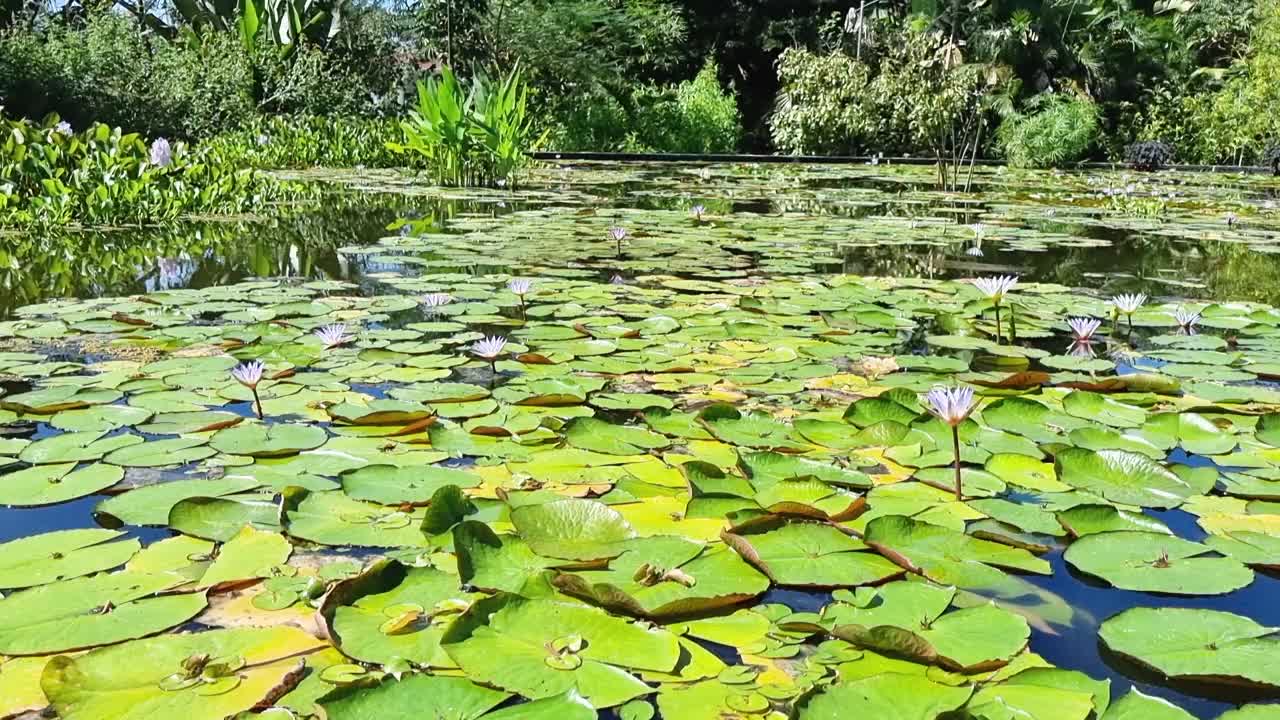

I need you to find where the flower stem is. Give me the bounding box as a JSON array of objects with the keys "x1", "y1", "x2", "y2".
[
  {"x1": 951, "y1": 425, "x2": 963, "y2": 501},
  {"x1": 251, "y1": 387, "x2": 263, "y2": 420},
  {"x1": 994, "y1": 303, "x2": 1003, "y2": 344}
]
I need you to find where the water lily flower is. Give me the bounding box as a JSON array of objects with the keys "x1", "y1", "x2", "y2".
[
  {"x1": 966, "y1": 246, "x2": 984, "y2": 257},
  {"x1": 1174, "y1": 307, "x2": 1202, "y2": 334},
  {"x1": 924, "y1": 385, "x2": 977, "y2": 501},
  {"x1": 609, "y1": 274, "x2": 627, "y2": 285},
  {"x1": 1067, "y1": 317, "x2": 1102, "y2": 342},
  {"x1": 314, "y1": 323, "x2": 353, "y2": 349},
  {"x1": 972, "y1": 275, "x2": 1018, "y2": 302},
  {"x1": 1112, "y1": 293, "x2": 1147, "y2": 334},
  {"x1": 508, "y1": 278, "x2": 533, "y2": 296},
  {"x1": 508, "y1": 278, "x2": 533, "y2": 316},
  {"x1": 1226, "y1": 212, "x2": 1238, "y2": 227},
  {"x1": 230, "y1": 360, "x2": 266, "y2": 419},
  {"x1": 420, "y1": 293, "x2": 453, "y2": 311},
  {"x1": 472, "y1": 335, "x2": 508, "y2": 373},
  {"x1": 256, "y1": 134, "x2": 270, "y2": 146},
  {"x1": 972, "y1": 275, "x2": 1018, "y2": 343},
  {"x1": 607, "y1": 227, "x2": 628, "y2": 255},
  {"x1": 691, "y1": 205, "x2": 707, "y2": 222},
  {"x1": 149, "y1": 138, "x2": 173, "y2": 168}
]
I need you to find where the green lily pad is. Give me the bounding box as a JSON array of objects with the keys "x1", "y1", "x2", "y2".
[
  {"x1": 1099, "y1": 607, "x2": 1280, "y2": 689},
  {"x1": 340, "y1": 463, "x2": 480, "y2": 504},
  {"x1": 209, "y1": 423, "x2": 329, "y2": 458},
  {"x1": 320, "y1": 559, "x2": 477, "y2": 668},
  {"x1": 723, "y1": 519, "x2": 902, "y2": 588},
  {"x1": 43, "y1": 625, "x2": 325, "y2": 720},
  {"x1": 0, "y1": 462, "x2": 124, "y2": 506},
  {"x1": 1056, "y1": 449, "x2": 1194, "y2": 509},
  {"x1": 0, "y1": 528, "x2": 138, "y2": 589},
  {"x1": 509, "y1": 498, "x2": 638, "y2": 561},
  {"x1": 798, "y1": 673, "x2": 973, "y2": 719},
  {"x1": 0, "y1": 571, "x2": 206, "y2": 655},
  {"x1": 825, "y1": 580, "x2": 1030, "y2": 671},
  {"x1": 1064, "y1": 531, "x2": 1254, "y2": 595},
  {"x1": 442, "y1": 595, "x2": 682, "y2": 708}
]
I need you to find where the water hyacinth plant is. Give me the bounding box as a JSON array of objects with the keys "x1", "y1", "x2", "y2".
[
  {"x1": 149, "y1": 138, "x2": 173, "y2": 168},
  {"x1": 972, "y1": 275, "x2": 1018, "y2": 343},
  {"x1": 230, "y1": 360, "x2": 266, "y2": 419},
  {"x1": 924, "y1": 385, "x2": 977, "y2": 500}
]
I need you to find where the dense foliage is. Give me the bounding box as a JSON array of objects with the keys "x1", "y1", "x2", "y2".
[
  {"x1": 3, "y1": 0, "x2": 1280, "y2": 167},
  {"x1": 0, "y1": 113, "x2": 301, "y2": 226},
  {"x1": 996, "y1": 93, "x2": 1100, "y2": 169},
  {"x1": 204, "y1": 115, "x2": 410, "y2": 169},
  {"x1": 389, "y1": 66, "x2": 542, "y2": 186}
]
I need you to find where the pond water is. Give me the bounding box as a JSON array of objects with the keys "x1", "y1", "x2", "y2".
[{"x1": 4, "y1": 161, "x2": 1280, "y2": 719}]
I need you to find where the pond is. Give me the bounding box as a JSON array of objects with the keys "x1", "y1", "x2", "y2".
[{"x1": 3, "y1": 161, "x2": 1280, "y2": 719}]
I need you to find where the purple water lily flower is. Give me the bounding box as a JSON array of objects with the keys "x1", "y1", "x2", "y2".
[
  {"x1": 1067, "y1": 317, "x2": 1102, "y2": 342},
  {"x1": 314, "y1": 323, "x2": 353, "y2": 349},
  {"x1": 230, "y1": 360, "x2": 266, "y2": 419},
  {"x1": 924, "y1": 385, "x2": 977, "y2": 501}
]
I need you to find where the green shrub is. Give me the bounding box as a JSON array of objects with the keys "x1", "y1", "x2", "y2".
[
  {"x1": 0, "y1": 15, "x2": 256, "y2": 139},
  {"x1": 203, "y1": 115, "x2": 411, "y2": 169},
  {"x1": 630, "y1": 61, "x2": 741, "y2": 153},
  {"x1": 0, "y1": 113, "x2": 301, "y2": 227},
  {"x1": 548, "y1": 60, "x2": 742, "y2": 153},
  {"x1": 389, "y1": 66, "x2": 544, "y2": 186},
  {"x1": 996, "y1": 93, "x2": 1099, "y2": 168}
]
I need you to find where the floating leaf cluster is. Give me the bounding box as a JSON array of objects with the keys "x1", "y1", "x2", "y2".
[{"x1": 4, "y1": 208, "x2": 1280, "y2": 718}]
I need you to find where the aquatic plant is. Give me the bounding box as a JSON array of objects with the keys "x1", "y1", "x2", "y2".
[
  {"x1": 1174, "y1": 307, "x2": 1203, "y2": 334},
  {"x1": 0, "y1": 113, "x2": 302, "y2": 227},
  {"x1": 420, "y1": 292, "x2": 453, "y2": 311},
  {"x1": 1112, "y1": 293, "x2": 1147, "y2": 333},
  {"x1": 608, "y1": 226, "x2": 628, "y2": 255},
  {"x1": 390, "y1": 65, "x2": 544, "y2": 187},
  {"x1": 230, "y1": 360, "x2": 266, "y2": 419},
  {"x1": 471, "y1": 335, "x2": 508, "y2": 373},
  {"x1": 314, "y1": 323, "x2": 353, "y2": 349},
  {"x1": 1067, "y1": 317, "x2": 1102, "y2": 342},
  {"x1": 924, "y1": 385, "x2": 977, "y2": 500},
  {"x1": 972, "y1": 275, "x2": 1018, "y2": 343},
  {"x1": 691, "y1": 204, "x2": 706, "y2": 222},
  {"x1": 508, "y1": 278, "x2": 533, "y2": 315}
]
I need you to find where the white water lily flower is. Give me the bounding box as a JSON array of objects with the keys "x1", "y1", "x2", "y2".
[
  {"x1": 472, "y1": 336, "x2": 508, "y2": 360},
  {"x1": 966, "y1": 246, "x2": 984, "y2": 257},
  {"x1": 314, "y1": 323, "x2": 353, "y2": 348},
  {"x1": 231, "y1": 360, "x2": 265, "y2": 388},
  {"x1": 691, "y1": 205, "x2": 707, "y2": 220},
  {"x1": 420, "y1": 293, "x2": 453, "y2": 308},
  {"x1": 972, "y1": 275, "x2": 1018, "y2": 302},
  {"x1": 1067, "y1": 317, "x2": 1102, "y2": 341},
  {"x1": 507, "y1": 278, "x2": 533, "y2": 296},
  {"x1": 607, "y1": 227, "x2": 628, "y2": 242},
  {"x1": 609, "y1": 274, "x2": 627, "y2": 285},
  {"x1": 1112, "y1": 293, "x2": 1147, "y2": 314},
  {"x1": 924, "y1": 386, "x2": 977, "y2": 427},
  {"x1": 1174, "y1": 307, "x2": 1202, "y2": 332}
]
